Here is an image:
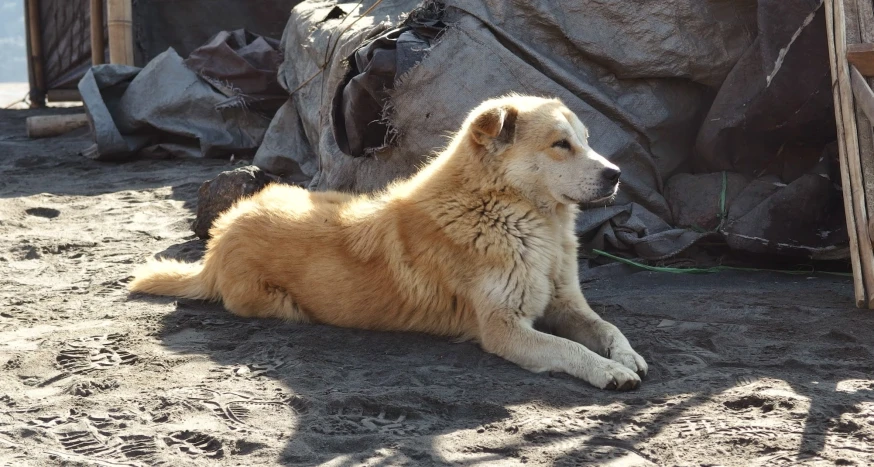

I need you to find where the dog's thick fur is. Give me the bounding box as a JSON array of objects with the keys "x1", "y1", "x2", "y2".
[{"x1": 130, "y1": 95, "x2": 648, "y2": 390}]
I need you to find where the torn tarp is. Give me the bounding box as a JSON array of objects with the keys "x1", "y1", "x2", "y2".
[
  {"x1": 331, "y1": 3, "x2": 446, "y2": 157},
  {"x1": 79, "y1": 30, "x2": 281, "y2": 161},
  {"x1": 257, "y1": 0, "x2": 843, "y2": 260}
]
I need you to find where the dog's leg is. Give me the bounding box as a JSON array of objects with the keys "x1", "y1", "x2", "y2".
[
  {"x1": 542, "y1": 237, "x2": 648, "y2": 377},
  {"x1": 544, "y1": 283, "x2": 648, "y2": 378},
  {"x1": 478, "y1": 309, "x2": 641, "y2": 390}
]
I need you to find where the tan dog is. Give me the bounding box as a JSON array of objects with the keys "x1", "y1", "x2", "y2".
[{"x1": 130, "y1": 94, "x2": 648, "y2": 390}]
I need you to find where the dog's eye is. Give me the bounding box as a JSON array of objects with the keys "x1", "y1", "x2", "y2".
[{"x1": 552, "y1": 139, "x2": 571, "y2": 150}]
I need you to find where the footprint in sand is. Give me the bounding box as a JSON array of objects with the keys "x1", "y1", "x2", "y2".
[
  {"x1": 51, "y1": 415, "x2": 162, "y2": 464},
  {"x1": 313, "y1": 396, "x2": 438, "y2": 436},
  {"x1": 47, "y1": 334, "x2": 137, "y2": 385},
  {"x1": 24, "y1": 207, "x2": 60, "y2": 219},
  {"x1": 674, "y1": 415, "x2": 803, "y2": 441},
  {"x1": 211, "y1": 348, "x2": 292, "y2": 379},
  {"x1": 181, "y1": 387, "x2": 305, "y2": 430},
  {"x1": 164, "y1": 430, "x2": 225, "y2": 459}
]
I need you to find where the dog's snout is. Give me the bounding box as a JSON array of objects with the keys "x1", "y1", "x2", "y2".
[{"x1": 602, "y1": 167, "x2": 621, "y2": 184}]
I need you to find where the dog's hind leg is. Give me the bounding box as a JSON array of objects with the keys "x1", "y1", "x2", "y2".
[{"x1": 220, "y1": 279, "x2": 311, "y2": 323}]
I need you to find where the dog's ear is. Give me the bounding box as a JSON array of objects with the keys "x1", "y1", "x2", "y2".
[{"x1": 470, "y1": 105, "x2": 518, "y2": 149}]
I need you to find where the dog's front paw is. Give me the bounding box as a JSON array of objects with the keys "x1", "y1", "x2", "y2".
[
  {"x1": 591, "y1": 360, "x2": 641, "y2": 391},
  {"x1": 608, "y1": 346, "x2": 648, "y2": 379}
]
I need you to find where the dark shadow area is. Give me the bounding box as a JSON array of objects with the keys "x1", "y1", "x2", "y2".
[
  {"x1": 0, "y1": 108, "x2": 230, "y2": 209},
  {"x1": 141, "y1": 242, "x2": 874, "y2": 464}
]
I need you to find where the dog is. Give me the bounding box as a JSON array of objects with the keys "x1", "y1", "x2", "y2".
[{"x1": 130, "y1": 94, "x2": 648, "y2": 390}]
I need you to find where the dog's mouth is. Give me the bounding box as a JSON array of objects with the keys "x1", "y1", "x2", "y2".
[{"x1": 563, "y1": 184, "x2": 619, "y2": 207}]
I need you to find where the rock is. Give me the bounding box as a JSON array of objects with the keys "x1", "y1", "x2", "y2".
[{"x1": 192, "y1": 165, "x2": 273, "y2": 239}]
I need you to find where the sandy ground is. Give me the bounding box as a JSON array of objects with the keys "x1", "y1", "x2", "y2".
[
  {"x1": 1, "y1": 108, "x2": 874, "y2": 466},
  {"x1": 0, "y1": 83, "x2": 83, "y2": 109},
  {"x1": 0, "y1": 84, "x2": 29, "y2": 109}
]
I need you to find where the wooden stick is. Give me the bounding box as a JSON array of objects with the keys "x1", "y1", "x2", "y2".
[
  {"x1": 845, "y1": 1, "x2": 874, "y2": 230},
  {"x1": 26, "y1": 114, "x2": 90, "y2": 139},
  {"x1": 835, "y1": 0, "x2": 874, "y2": 308},
  {"x1": 852, "y1": 0, "x2": 874, "y2": 250},
  {"x1": 826, "y1": 0, "x2": 868, "y2": 307},
  {"x1": 107, "y1": 0, "x2": 133, "y2": 65},
  {"x1": 840, "y1": 0, "x2": 874, "y2": 308},
  {"x1": 90, "y1": 0, "x2": 105, "y2": 65},
  {"x1": 851, "y1": 66, "x2": 874, "y2": 124},
  {"x1": 846, "y1": 43, "x2": 874, "y2": 76},
  {"x1": 46, "y1": 89, "x2": 82, "y2": 103},
  {"x1": 25, "y1": 0, "x2": 45, "y2": 107}
]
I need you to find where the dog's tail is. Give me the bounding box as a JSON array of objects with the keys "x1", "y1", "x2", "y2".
[{"x1": 128, "y1": 259, "x2": 218, "y2": 300}]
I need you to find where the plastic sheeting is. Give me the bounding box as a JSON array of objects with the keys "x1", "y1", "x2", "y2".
[
  {"x1": 255, "y1": 0, "x2": 844, "y2": 259},
  {"x1": 79, "y1": 30, "x2": 280, "y2": 161}
]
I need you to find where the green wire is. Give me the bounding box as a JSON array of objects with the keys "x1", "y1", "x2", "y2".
[
  {"x1": 591, "y1": 248, "x2": 853, "y2": 278},
  {"x1": 716, "y1": 171, "x2": 727, "y2": 232},
  {"x1": 591, "y1": 172, "x2": 852, "y2": 278}
]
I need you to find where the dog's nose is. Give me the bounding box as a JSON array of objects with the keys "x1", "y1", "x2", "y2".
[{"x1": 602, "y1": 167, "x2": 621, "y2": 184}]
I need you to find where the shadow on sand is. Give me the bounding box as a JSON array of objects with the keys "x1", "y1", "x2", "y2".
[{"x1": 136, "y1": 241, "x2": 874, "y2": 465}]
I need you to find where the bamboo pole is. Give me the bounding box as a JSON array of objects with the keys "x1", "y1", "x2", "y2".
[
  {"x1": 854, "y1": 0, "x2": 874, "y2": 252},
  {"x1": 826, "y1": 0, "x2": 874, "y2": 307},
  {"x1": 839, "y1": 0, "x2": 874, "y2": 308},
  {"x1": 107, "y1": 0, "x2": 133, "y2": 65},
  {"x1": 844, "y1": 1, "x2": 874, "y2": 234},
  {"x1": 90, "y1": 0, "x2": 105, "y2": 65},
  {"x1": 25, "y1": 0, "x2": 45, "y2": 107},
  {"x1": 827, "y1": 0, "x2": 866, "y2": 305},
  {"x1": 26, "y1": 114, "x2": 89, "y2": 139}
]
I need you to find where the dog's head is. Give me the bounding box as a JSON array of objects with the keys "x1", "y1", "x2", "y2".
[{"x1": 463, "y1": 95, "x2": 620, "y2": 207}]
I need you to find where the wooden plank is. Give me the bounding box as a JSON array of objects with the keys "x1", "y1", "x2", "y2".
[
  {"x1": 840, "y1": 0, "x2": 874, "y2": 308},
  {"x1": 838, "y1": 0, "x2": 874, "y2": 308},
  {"x1": 90, "y1": 0, "x2": 105, "y2": 65},
  {"x1": 107, "y1": 0, "x2": 133, "y2": 65},
  {"x1": 25, "y1": 0, "x2": 45, "y2": 108},
  {"x1": 847, "y1": 43, "x2": 874, "y2": 75},
  {"x1": 851, "y1": 66, "x2": 874, "y2": 124},
  {"x1": 46, "y1": 89, "x2": 82, "y2": 103},
  {"x1": 856, "y1": 0, "x2": 874, "y2": 43},
  {"x1": 826, "y1": 0, "x2": 868, "y2": 306},
  {"x1": 847, "y1": 0, "x2": 874, "y2": 224}
]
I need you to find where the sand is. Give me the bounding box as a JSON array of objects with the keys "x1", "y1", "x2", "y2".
[{"x1": 1, "y1": 108, "x2": 873, "y2": 466}]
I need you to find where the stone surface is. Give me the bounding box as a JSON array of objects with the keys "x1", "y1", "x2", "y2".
[{"x1": 192, "y1": 165, "x2": 273, "y2": 239}]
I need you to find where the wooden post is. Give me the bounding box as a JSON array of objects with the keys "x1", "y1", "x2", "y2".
[
  {"x1": 91, "y1": 0, "x2": 105, "y2": 65},
  {"x1": 46, "y1": 89, "x2": 82, "y2": 103},
  {"x1": 26, "y1": 114, "x2": 90, "y2": 139},
  {"x1": 25, "y1": 0, "x2": 45, "y2": 107},
  {"x1": 826, "y1": 0, "x2": 874, "y2": 308},
  {"x1": 107, "y1": 0, "x2": 133, "y2": 65}
]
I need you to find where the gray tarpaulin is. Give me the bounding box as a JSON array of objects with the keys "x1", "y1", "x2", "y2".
[
  {"x1": 254, "y1": 0, "x2": 844, "y2": 260},
  {"x1": 79, "y1": 30, "x2": 281, "y2": 161}
]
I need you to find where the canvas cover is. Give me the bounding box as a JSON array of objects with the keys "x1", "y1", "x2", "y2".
[
  {"x1": 79, "y1": 30, "x2": 282, "y2": 160},
  {"x1": 254, "y1": 0, "x2": 844, "y2": 260}
]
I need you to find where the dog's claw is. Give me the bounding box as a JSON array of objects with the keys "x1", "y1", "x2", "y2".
[{"x1": 606, "y1": 378, "x2": 618, "y2": 390}]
